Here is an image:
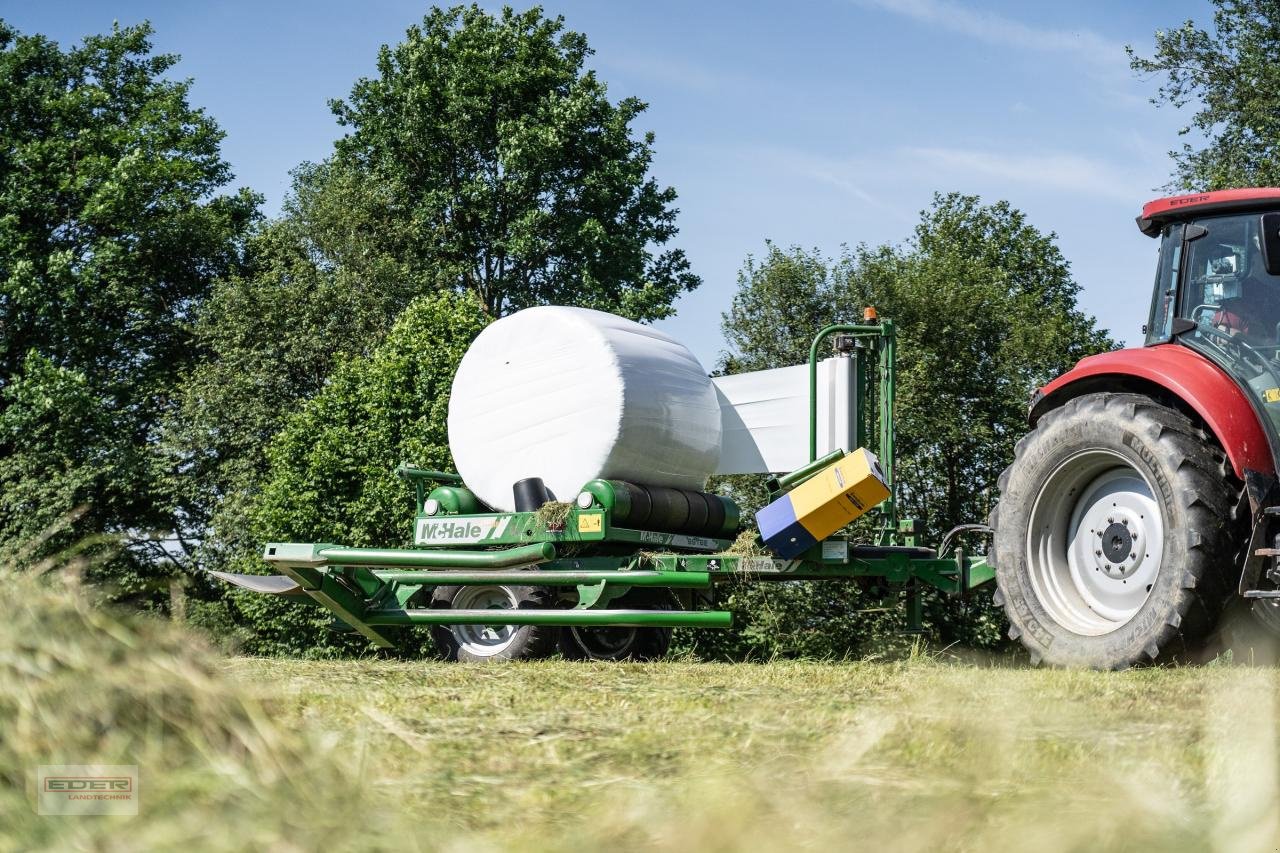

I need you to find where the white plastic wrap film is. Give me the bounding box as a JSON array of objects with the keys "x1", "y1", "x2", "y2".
[
  {"x1": 447, "y1": 306, "x2": 722, "y2": 512},
  {"x1": 712, "y1": 357, "x2": 857, "y2": 475}
]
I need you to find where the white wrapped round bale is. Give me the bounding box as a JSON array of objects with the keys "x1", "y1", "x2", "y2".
[{"x1": 447, "y1": 306, "x2": 721, "y2": 512}]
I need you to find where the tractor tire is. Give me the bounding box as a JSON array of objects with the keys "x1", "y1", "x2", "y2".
[
  {"x1": 427, "y1": 584, "x2": 557, "y2": 663},
  {"x1": 558, "y1": 588, "x2": 674, "y2": 661},
  {"x1": 990, "y1": 392, "x2": 1240, "y2": 669}
]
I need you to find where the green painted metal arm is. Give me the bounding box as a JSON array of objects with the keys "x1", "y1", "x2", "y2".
[
  {"x1": 776, "y1": 448, "x2": 845, "y2": 491},
  {"x1": 372, "y1": 569, "x2": 711, "y2": 587},
  {"x1": 806, "y1": 320, "x2": 898, "y2": 541},
  {"x1": 264, "y1": 541, "x2": 556, "y2": 570},
  {"x1": 878, "y1": 320, "x2": 896, "y2": 516},
  {"x1": 320, "y1": 542, "x2": 554, "y2": 569},
  {"x1": 395, "y1": 463, "x2": 464, "y2": 507},
  {"x1": 807, "y1": 322, "x2": 884, "y2": 463},
  {"x1": 365, "y1": 608, "x2": 732, "y2": 629},
  {"x1": 395, "y1": 464, "x2": 463, "y2": 485}
]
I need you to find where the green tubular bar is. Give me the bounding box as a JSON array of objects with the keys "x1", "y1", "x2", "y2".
[
  {"x1": 372, "y1": 569, "x2": 712, "y2": 587},
  {"x1": 317, "y1": 542, "x2": 555, "y2": 569},
  {"x1": 807, "y1": 323, "x2": 883, "y2": 463},
  {"x1": 804, "y1": 319, "x2": 899, "y2": 543},
  {"x1": 395, "y1": 464, "x2": 463, "y2": 485},
  {"x1": 365, "y1": 608, "x2": 733, "y2": 628},
  {"x1": 395, "y1": 463, "x2": 465, "y2": 508},
  {"x1": 776, "y1": 448, "x2": 845, "y2": 490}
]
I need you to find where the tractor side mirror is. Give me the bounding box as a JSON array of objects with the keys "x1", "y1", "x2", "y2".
[{"x1": 1261, "y1": 213, "x2": 1280, "y2": 276}]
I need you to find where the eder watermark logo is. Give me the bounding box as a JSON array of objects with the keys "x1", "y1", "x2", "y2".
[{"x1": 37, "y1": 765, "x2": 138, "y2": 815}]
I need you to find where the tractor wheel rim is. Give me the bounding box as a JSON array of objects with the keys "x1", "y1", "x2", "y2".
[
  {"x1": 450, "y1": 586, "x2": 520, "y2": 656},
  {"x1": 570, "y1": 626, "x2": 638, "y2": 659},
  {"x1": 1026, "y1": 450, "x2": 1164, "y2": 637}
]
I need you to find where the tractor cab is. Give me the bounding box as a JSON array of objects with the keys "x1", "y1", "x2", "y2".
[{"x1": 1141, "y1": 189, "x2": 1280, "y2": 441}]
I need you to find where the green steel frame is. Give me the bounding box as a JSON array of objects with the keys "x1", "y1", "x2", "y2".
[
  {"x1": 806, "y1": 320, "x2": 898, "y2": 544},
  {"x1": 239, "y1": 315, "x2": 992, "y2": 648}
]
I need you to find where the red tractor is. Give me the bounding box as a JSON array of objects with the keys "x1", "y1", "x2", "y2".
[{"x1": 994, "y1": 188, "x2": 1280, "y2": 669}]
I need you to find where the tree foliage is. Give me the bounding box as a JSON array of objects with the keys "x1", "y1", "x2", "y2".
[
  {"x1": 201, "y1": 292, "x2": 489, "y2": 655},
  {"x1": 0, "y1": 355, "x2": 110, "y2": 558},
  {"x1": 0, "y1": 20, "x2": 256, "y2": 577},
  {"x1": 330, "y1": 4, "x2": 699, "y2": 319},
  {"x1": 170, "y1": 5, "x2": 698, "y2": 591},
  {"x1": 1129, "y1": 1, "x2": 1280, "y2": 190},
  {"x1": 704, "y1": 194, "x2": 1114, "y2": 657},
  {"x1": 165, "y1": 161, "x2": 425, "y2": 572}
]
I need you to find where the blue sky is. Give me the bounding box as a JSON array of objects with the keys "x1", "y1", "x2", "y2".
[{"x1": 6, "y1": 0, "x2": 1210, "y2": 368}]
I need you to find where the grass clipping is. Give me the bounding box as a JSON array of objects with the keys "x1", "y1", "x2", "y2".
[
  {"x1": 0, "y1": 567, "x2": 406, "y2": 850},
  {"x1": 534, "y1": 501, "x2": 574, "y2": 528},
  {"x1": 724, "y1": 528, "x2": 769, "y2": 556},
  {"x1": 11, "y1": 556, "x2": 1280, "y2": 851}
]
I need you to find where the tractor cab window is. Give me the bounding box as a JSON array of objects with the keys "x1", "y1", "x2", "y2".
[
  {"x1": 1173, "y1": 212, "x2": 1280, "y2": 424},
  {"x1": 1179, "y1": 214, "x2": 1280, "y2": 344}
]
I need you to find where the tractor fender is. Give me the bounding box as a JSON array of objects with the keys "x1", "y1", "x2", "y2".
[{"x1": 1029, "y1": 343, "x2": 1273, "y2": 479}]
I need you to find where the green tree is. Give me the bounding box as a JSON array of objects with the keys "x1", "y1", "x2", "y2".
[
  {"x1": 172, "y1": 5, "x2": 698, "y2": 599},
  {"x1": 0, "y1": 21, "x2": 257, "y2": 581},
  {"x1": 165, "y1": 161, "x2": 424, "y2": 574},
  {"x1": 0, "y1": 354, "x2": 111, "y2": 561},
  {"x1": 706, "y1": 194, "x2": 1113, "y2": 657},
  {"x1": 330, "y1": 4, "x2": 699, "y2": 319},
  {"x1": 200, "y1": 292, "x2": 489, "y2": 655},
  {"x1": 1129, "y1": 1, "x2": 1280, "y2": 189}
]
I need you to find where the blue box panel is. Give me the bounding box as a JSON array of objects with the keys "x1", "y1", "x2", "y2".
[{"x1": 756, "y1": 497, "x2": 819, "y2": 559}]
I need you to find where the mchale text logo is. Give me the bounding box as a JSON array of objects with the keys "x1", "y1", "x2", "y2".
[
  {"x1": 420, "y1": 521, "x2": 485, "y2": 540},
  {"x1": 37, "y1": 765, "x2": 138, "y2": 815}
]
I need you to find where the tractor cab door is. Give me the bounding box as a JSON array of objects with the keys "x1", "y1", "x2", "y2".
[{"x1": 1149, "y1": 212, "x2": 1280, "y2": 441}]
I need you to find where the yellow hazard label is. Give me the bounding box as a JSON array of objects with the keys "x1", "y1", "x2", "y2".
[
  {"x1": 1265, "y1": 388, "x2": 1280, "y2": 404},
  {"x1": 577, "y1": 514, "x2": 602, "y2": 533}
]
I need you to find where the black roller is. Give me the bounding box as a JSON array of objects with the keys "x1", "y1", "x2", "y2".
[
  {"x1": 645, "y1": 486, "x2": 690, "y2": 533},
  {"x1": 683, "y1": 489, "x2": 710, "y2": 535},
  {"x1": 600, "y1": 481, "x2": 738, "y2": 539},
  {"x1": 703, "y1": 491, "x2": 726, "y2": 534},
  {"x1": 620, "y1": 481, "x2": 652, "y2": 527},
  {"x1": 513, "y1": 477, "x2": 552, "y2": 512}
]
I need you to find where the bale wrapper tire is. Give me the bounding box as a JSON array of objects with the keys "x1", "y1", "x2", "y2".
[
  {"x1": 428, "y1": 584, "x2": 557, "y2": 662},
  {"x1": 558, "y1": 588, "x2": 676, "y2": 661}
]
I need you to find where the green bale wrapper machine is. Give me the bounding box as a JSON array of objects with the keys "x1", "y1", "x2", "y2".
[{"x1": 212, "y1": 312, "x2": 995, "y2": 661}]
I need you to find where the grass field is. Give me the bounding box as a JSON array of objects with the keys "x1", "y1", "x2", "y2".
[
  {"x1": 224, "y1": 656, "x2": 1280, "y2": 852},
  {"x1": 6, "y1": 569, "x2": 1280, "y2": 852}
]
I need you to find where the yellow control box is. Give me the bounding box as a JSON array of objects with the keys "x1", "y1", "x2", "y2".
[{"x1": 756, "y1": 448, "x2": 891, "y2": 558}]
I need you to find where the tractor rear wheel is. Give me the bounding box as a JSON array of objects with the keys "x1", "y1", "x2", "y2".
[
  {"x1": 428, "y1": 584, "x2": 557, "y2": 662},
  {"x1": 991, "y1": 392, "x2": 1239, "y2": 669}
]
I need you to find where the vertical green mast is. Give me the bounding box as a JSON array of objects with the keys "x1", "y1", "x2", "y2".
[{"x1": 806, "y1": 315, "x2": 897, "y2": 542}]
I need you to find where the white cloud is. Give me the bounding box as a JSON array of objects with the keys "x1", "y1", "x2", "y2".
[
  {"x1": 904, "y1": 146, "x2": 1138, "y2": 200},
  {"x1": 599, "y1": 52, "x2": 764, "y2": 96},
  {"x1": 851, "y1": 0, "x2": 1144, "y2": 106},
  {"x1": 738, "y1": 145, "x2": 911, "y2": 217},
  {"x1": 779, "y1": 150, "x2": 880, "y2": 205},
  {"x1": 853, "y1": 0, "x2": 1125, "y2": 66},
  {"x1": 745, "y1": 143, "x2": 1147, "y2": 205}
]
